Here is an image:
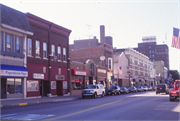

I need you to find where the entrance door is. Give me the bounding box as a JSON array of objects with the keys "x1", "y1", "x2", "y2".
[
  {"x1": 89, "y1": 77, "x2": 93, "y2": 85},
  {"x1": 57, "y1": 81, "x2": 63, "y2": 96},
  {"x1": 118, "y1": 79, "x2": 122, "y2": 87},
  {"x1": 1, "y1": 78, "x2": 7, "y2": 99},
  {"x1": 42, "y1": 81, "x2": 49, "y2": 96}
]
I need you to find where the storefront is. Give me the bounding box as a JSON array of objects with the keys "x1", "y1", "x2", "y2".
[
  {"x1": 71, "y1": 69, "x2": 87, "y2": 95},
  {"x1": 97, "y1": 68, "x2": 107, "y2": 89},
  {"x1": 0, "y1": 65, "x2": 28, "y2": 99}
]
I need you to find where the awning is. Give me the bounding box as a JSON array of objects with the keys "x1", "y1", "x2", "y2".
[{"x1": 0, "y1": 65, "x2": 28, "y2": 78}]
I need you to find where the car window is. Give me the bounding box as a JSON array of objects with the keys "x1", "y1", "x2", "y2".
[
  {"x1": 157, "y1": 85, "x2": 165, "y2": 88},
  {"x1": 109, "y1": 86, "x2": 116, "y2": 89},
  {"x1": 86, "y1": 85, "x2": 96, "y2": 89}
]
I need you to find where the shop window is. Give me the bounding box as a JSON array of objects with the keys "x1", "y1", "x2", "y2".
[
  {"x1": 27, "y1": 38, "x2": 32, "y2": 56},
  {"x1": 36, "y1": 40, "x2": 40, "y2": 57},
  {"x1": 58, "y1": 46, "x2": 61, "y2": 61},
  {"x1": 43, "y1": 42, "x2": 47, "y2": 58},
  {"x1": 7, "y1": 78, "x2": 22, "y2": 94},
  {"x1": 71, "y1": 75, "x2": 83, "y2": 90},
  {"x1": 51, "y1": 81, "x2": 56, "y2": 89},
  {"x1": 63, "y1": 48, "x2": 66, "y2": 62},
  {"x1": 27, "y1": 81, "x2": 38, "y2": 91}
]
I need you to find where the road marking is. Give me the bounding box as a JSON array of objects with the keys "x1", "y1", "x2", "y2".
[
  {"x1": 0, "y1": 114, "x2": 54, "y2": 120},
  {"x1": 19, "y1": 103, "x2": 27, "y2": 106},
  {"x1": 46, "y1": 99, "x2": 124, "y2": 120}
]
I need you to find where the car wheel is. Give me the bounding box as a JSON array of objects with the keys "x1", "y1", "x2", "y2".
[
  {"x1": 101, "y1": 92, "x2": 104, "y2": 98},
  {"x1": 170, "y1": 97, "x2": 175, "y2": 101},
  {"x1": 118, "y1": 91, "x2": 121, "y2": 95},
  {"x1": 94, "y1": 92, "x2": 97, "y2": 98},
  {"x1": 114, "y1": 92, "x2": 116, "y2": 96}
]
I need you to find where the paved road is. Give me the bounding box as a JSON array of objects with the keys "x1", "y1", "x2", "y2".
[{"x1": 1, "y1": 91, "x2": 179, "y2": 120}]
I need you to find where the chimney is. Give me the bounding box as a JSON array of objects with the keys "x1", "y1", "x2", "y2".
[{"x1": 100, "y1": 25, "x2": 105, "y2": 45}]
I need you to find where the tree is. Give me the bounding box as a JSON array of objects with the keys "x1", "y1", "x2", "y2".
[{"x1": 168, "y1": 70, "x2": 180, "y2": 81}]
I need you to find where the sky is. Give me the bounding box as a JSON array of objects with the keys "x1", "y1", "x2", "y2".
[{"x1": 1, "y1": 0, "x2": 180, "y2": 72}]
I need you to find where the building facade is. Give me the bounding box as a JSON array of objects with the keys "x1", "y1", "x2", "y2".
[
  {"x1": 113, "y1": 48, "x2": 155, "y2": 87},
  {"x1": 26, "y1": 13, "x2": 71, "y2": 97},
  {"x1": 0, "y1": 4, "x2": 33, "y2": 99}
]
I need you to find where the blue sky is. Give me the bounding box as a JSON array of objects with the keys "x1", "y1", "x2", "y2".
[{"x1": 1, "y1": 0, "x2": 180, "y2": 71}]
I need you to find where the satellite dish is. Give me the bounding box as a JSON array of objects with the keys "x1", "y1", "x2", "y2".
[{"x1": 100, "y1": 56, "x2": 105, "y2": 61}]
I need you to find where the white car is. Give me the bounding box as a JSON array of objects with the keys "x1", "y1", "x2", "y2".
[{"x1": 81, "y1": 84, "x2": 105, "y2": 99}]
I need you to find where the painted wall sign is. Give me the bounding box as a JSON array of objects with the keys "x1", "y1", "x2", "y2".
[
  {"x1": 98, "y1": 69, "x2": 106, "y2": 73},
  {"x1": 0, "y1": 70, "x2": 28, "y2": 77},
  {"x1": 33, "y1": 73, "x2": 44, "y2": 79},
  {"x1": 56, "y1": 75, "x2": 65, "y2": 80}
]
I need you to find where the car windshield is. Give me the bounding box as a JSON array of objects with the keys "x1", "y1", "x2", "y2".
[
  {"x1": 137, "y1": 86, "x2": 141, "y2": 88},
  {"x1": 108, "y1": 86, "x2": 116, "y2": 89},
  {"x1": 128, "y1": 87, "x2": 134, "y2": 89},
  {"x1": 120, "y1": 87, "x2": 124, "y2": 89},
  {"x1": 86, "y1": 85, "x2": 96, "y2": 89}
]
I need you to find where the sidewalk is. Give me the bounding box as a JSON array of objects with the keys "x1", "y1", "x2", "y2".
[{"x1": 0, "y1": 95, "x2": 81, "y2": 108}]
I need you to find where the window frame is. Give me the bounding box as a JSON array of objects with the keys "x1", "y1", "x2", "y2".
[
  {"x1": 27, "y1": 38, "x2": 32, "y2": 56},
  {"x1": 43, "y1": 42, "x2": 47, "y2": 59},
  {"x1": 108, "y1": 58, "x2": 113, "y2": 70},
  {"x1": 6, "y1": 33, "x2": 12, "y2": 52},
  {"x1": 16, "y1": 36, "x2": 21, "y2": 54},
  {"x1": 51, "y1": 44, "x2": 55, "y2": 56},
  {"x1": 58, "y1": 46, "x2": 61, "y2": 61},
  {"x1": 63, "y1": 47, "x2": 66, "y2": 62},
  {"x1": 36, "y1": 40, "x2": 40, "y2": 58}
]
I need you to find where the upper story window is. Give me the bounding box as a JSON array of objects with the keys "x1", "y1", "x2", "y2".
[
  {"x1": 63, "y1": 48, "x2": 66, "y2": 61},
  {"x1": 51, "y1": 45, "x2": 55, "y2": 56},
  {"x1": 16, "y1": 36, "x2": 20, "y2": 53},
  {"x1": 6, "y1": 34, "x2": 12, "y2": 52},
  {"x1": 36, "y1": 40, "x2": 40, "y2": 57},
  {"x1": 58, "y1": 46, "x2": 61, "y2": 61},
  {"x1": 43, "y1": 43, "x2": 47, "y2": 58},
  {"x1": 108, "y1": 58, "x2": 113, "y2": 70},
  {"x1": 152, "y1": 50, "x2": 154, "y2": 53},
  {"x1": 152, "y1": 54, "x2": 154, "y2": 58},
  {"x1": 149, "y1": 46, "x2": 151, "y2": 49},
  {"x1": 27, "y1": 38, "x2": 32, "y2": 56},
  {"x1": 149, "y1": 50, "x2": 151, "y2": 53}
]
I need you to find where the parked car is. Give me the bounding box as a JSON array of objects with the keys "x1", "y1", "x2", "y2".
[
  {"x1": 106, "y1": 86, "x2": 121, "y2": 96},
  {"x1": 155, "y1": 83, "x2": 169, "y2": 95},
  {"x1": 169, "y1": 80, "x2": 180, "y2": 101},
  {"x1": 143, "y1": 86, "x2": 148, "y2": 91},
  {"x1": 137, "y1": 86, "x2": 144, "y2": 92},
  {"x1": 147, "y1": 86, "x2": 153, "y2": 91},
  {"x1": 120, "y1": 87, "x2": 129, "y2": 94},
  {"x1": 152, "y1": 86, "x2": 156, "y2": 90},
  {"x1": 128, "y1": 86, "x2": 137, "y2": 93},
  {"x1": 81, "y1": 84, "x2": 105, "y2": 99}
]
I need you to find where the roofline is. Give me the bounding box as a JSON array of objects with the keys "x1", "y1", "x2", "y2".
[{"x1": 1, "y1": 24, "x2": 33, "y2": 35}]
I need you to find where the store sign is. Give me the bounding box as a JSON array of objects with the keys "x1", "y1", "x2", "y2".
[
  {"x1": 56, "y1": 75, "x2": 65, "y2": 80},
  {"x1": 0, "y1": 70, "x2": 28, "y2": 77},
  {"x1": 33, "y1": 73, "x2": 44, "y2": 79},
  {"x1": 75, "y1": 71, "x2": 86, "y2": 75},
  {"x1": 98, "y1": 69, "x2": 106, "y2": 73},
  {"x1": 142, "y1": 36, "x2": 156, "y2": 42}
]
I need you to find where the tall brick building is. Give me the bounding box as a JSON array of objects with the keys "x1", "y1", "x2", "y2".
[{"x1": 26, "y1": 13, "x2": 71, "y2": 97}]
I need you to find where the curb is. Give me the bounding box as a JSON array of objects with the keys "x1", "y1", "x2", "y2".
[{"x1": 1, "y1": 97, "x2": 81, "y2": 108}]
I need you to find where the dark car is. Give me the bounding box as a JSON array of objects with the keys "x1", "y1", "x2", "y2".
[
  {"x1": 137, "y1": 86, "x2": 144, "y2": 92},
  {"x1": 128, "y1": 86, "x2": 137, "y2": 93},
  {"x1": 152, "y1": 86, "x2": 156, "y2": 90},
  {"x1": 143, "y1": 86, "x2": 148, "y2": 91},
  {"x1": 156, "y1": 83, "x2": 169, "y2": 94},
  {"x1": 147, "y1": 86, "x2": 152, "y2": 91},
  {"x1": 106, "y1": 86, "x2": 121, "y2": 96},
  {"x1": 120, "y1": 87, "x2": 129, "y2": 94}
]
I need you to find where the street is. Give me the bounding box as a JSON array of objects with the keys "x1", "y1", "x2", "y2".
[{"x1": 1, "y1": 91, "x2": 179, "y2": 120}]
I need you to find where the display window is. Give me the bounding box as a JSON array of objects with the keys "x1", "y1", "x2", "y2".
[
  {"x1": 27, "y1": 80, "x2": 39, "y2": 91},
  {"x1": 71, "y1": 75, "x2": 84, "y2": 90},
  {"x1": 7, "y1": 78, "x2": 22, "y2": 94}
]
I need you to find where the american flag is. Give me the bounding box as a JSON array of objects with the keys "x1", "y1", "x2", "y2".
[
  {"x1": 171, "y1": 28, "x2": 180, "y2": 49},
  {"x1": 117, "y1": 66, "x2": 122, "y2": 75}
]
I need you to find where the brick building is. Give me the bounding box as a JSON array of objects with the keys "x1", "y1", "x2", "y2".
[
  {"x1": 70, "y1": 43, "x2": 113, "y2": 89},
  {"x1": 26, "y1": 13, "x2": 71, "y2": 97}
]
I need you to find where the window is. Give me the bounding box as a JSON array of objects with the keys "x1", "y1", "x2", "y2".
[
  {"x1": 149, "y1": 50, "x2": 151, "y2": 53},
  {"x1": 152, "y1": 54, "x2": 154, "y2": 58},
  {"x1": 6, "y1": 34, "x2": 11, "y2": 52},
  {"x1": 27, "y1": 38, "x2": 32, "y2": 56},
  {"x1": 27, "y1": 81, "x2": 38, "y2": 91},
  {"x1": 63, "y1": 48, "x2": 66, "y2": 61},
  {"x1": 149, "y1": 55, "x2": 151, "y2": 58},
  {"x1": 43, "y1": 67, "x2": 46, "y2": 73},
  {"x1": 36, "y1": 40, "x2": 40, "y2": 57},
  {"x1": 152, "y1": 50, "x2": 154, "y2": 53},
  {"x1": 59, "y1": 68, "x2": 61, "y2": 74},
  {"x1": 16, "y1": 36, "x2": 20, "y2": 53},
  {"x1": 51, "y1": 45, "x2": 55, "y2": 56},
  {"x1": 7, "y1": 78, "x2": 22, "y2": 94},
  {"x1": 58, "y1": 46, "x2": 61, "y2": 61},
  {"x1": 108, "y1": 58, "x2": 112, "y2": 70},
  {"x1": 149, "y1": 46, "x2": 151, "y2": 48},
  {"x1": 51, "y1": 81, "x2": 56, "y2": 89},
  {"x1": 43, "y1": 43, "x2": 47, "y2": 58}
]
